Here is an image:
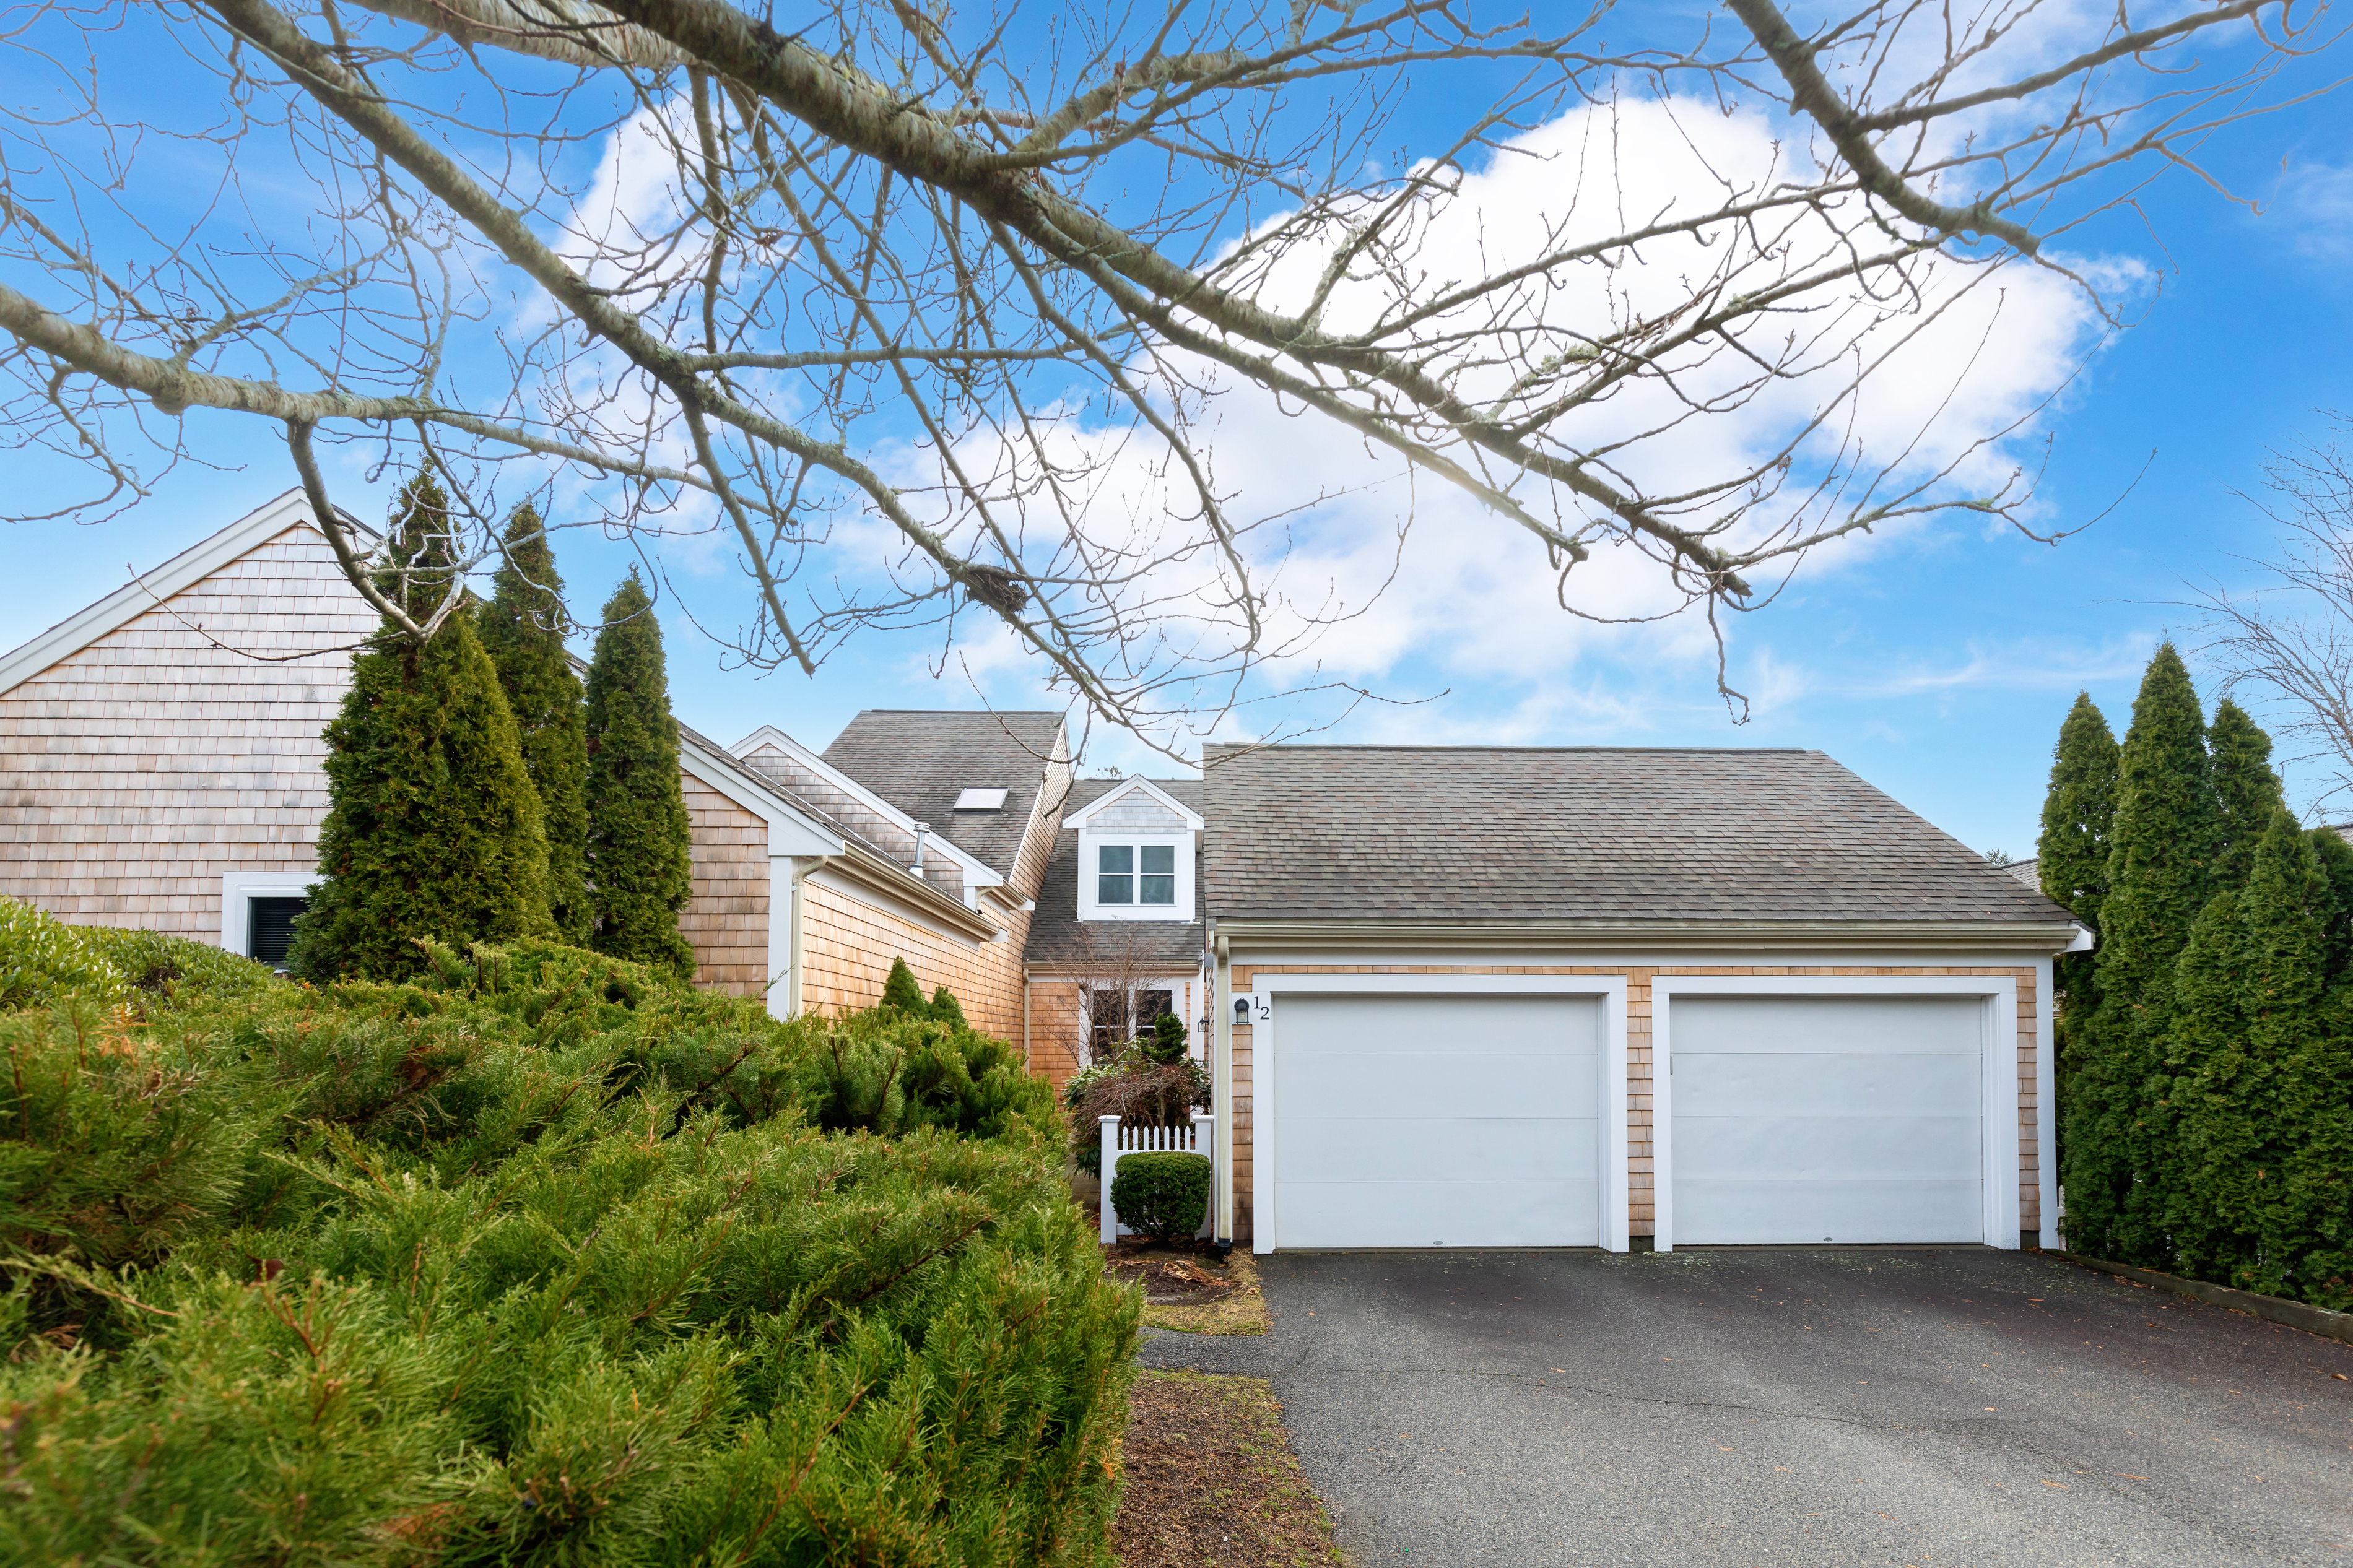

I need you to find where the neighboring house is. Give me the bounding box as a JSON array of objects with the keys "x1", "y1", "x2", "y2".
[
  {"x1": 1022, "y1": 776, "x2": 1208, "y2": 1089},
  {"x1": 1198, "y1": 743, "x2": 2088, "y2": 1255},
  {"x1": 0, "y1": 491, "x2": 1057, "y2": 1042}
]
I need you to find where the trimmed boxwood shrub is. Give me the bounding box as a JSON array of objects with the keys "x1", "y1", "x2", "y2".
[
  {"x1": 1111, "y1": 1150, "x2": 1211, "y2": 1244},
  {"x1": 0, "y1": 929, "x2": 1135, "y2": 1564}
]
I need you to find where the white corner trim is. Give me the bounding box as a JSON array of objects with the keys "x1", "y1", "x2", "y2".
[
  {"x1": 1243, "y1": 970, "x2": 1632, "y2": 1256},
  {"x1": 2035, "y1": 956, "x2": 2058, "y2": 1247},
  {"x1": 1063, "y1": 774, "x2": 1204, "y2": 832},
  {"x1": 1648, "y1": 974, "x2": 2022, "y2": 1255},
  {"x1": 729, "y1": 723, "x2": 1003, "y2": 887},
  {"x1": 219, "y1": 872, "x2": 321, "y2": 958},
  {"x1": 0, "y1": 488, "x2": 360, "y2": 698}
]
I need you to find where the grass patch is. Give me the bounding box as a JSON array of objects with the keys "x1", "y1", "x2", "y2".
[{"x1": 1113, "y1": 1369, "x2": 1342, "y2": 1568}]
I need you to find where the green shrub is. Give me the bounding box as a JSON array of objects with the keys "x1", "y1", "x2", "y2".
[
  {"x1": 1110, "y1": 1151, "x2": 1210, "y2": 1245},
  {"x1": 0, "y1": 898, "x2": 278, "y2": 1013},
  {"x1": 0, "y1": 898, "x2": 128, "y2": 1008},
  {"x1": 0, "y1": 931, "x2": 1134, "y2": 1564},
  {"x1": 1144, "y1": 1010, "x2": 1188, "y2": 1065},
  {"x1": 881, "y1": 955, "x2": 926, "y2": 1012},
  {"x1": 929, "y1": 983, "x2": 968, "y2": 1028}
]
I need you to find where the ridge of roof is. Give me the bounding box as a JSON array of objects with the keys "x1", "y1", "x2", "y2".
[{"x1": 820, "y1": 709, "x2": 1069, "y2": 879}]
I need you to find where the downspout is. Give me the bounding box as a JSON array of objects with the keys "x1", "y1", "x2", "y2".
[
  {"x1": 1022, "y1": 964, "x2": 1032, "y2": 1074},
  {"x1": 1210, "y1": 916, "x2": 1232, "y2": 1246},
  {"x1": 787, "y1": 858, "x2": 814, "y2": 1018}
]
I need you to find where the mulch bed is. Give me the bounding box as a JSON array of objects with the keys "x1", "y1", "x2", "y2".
[
  {"x1": 1099, "y1": 1234, "x2": 1271, "y2": 1334},
  {"x1": 1112, "y1": 1369, "x2": 1344, "y2": 1568}
]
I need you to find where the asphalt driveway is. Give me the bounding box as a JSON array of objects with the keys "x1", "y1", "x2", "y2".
[{"x1": 1139, "y1": 1247, "x2": 2353, "y2": 1566}]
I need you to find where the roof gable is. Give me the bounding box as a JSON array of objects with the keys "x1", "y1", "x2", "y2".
[
  {"x1": 1201, "y1": 744, "x2": 2074, "y2": 927},
  {"x1": 0, "y1": 487, "x2": 369, "y2": 698},
  {"x1": 1063, "y1": 774, "x2": 1204, "y2": 833}
]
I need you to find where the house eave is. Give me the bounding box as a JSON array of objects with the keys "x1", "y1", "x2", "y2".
[
  {"x1": 831, "y1": 844, "x2": 1002, "y2": 941},
  {"x1": 1209, "y1": 917, "x2": 2090, "y2": 956}
]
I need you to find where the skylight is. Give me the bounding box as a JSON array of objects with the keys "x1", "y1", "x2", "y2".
[{"x1": 953, "y1": 787, "x2": 1009, "y2": 812}]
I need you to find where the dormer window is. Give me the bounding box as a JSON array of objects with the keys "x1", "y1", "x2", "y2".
[
  {"x1": 1098, "y1": 843, "x2": 1176, "y2": 906},
  {"x1": 953, "y1": 787, "x2": 1008, "y2": 812}
]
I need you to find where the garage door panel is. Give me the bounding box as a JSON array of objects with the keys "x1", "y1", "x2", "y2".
[
  {"x1": 1669, "y1": 994, "x2": 1988, "y2": 1247},
  {"x1": 1676, "y1": 1114, "x2": 1980, "y2": 1179},
  {"x1": 1270, "y1": 994, "x2": 1603, "y2": 1249},
  {"x1": 1676, "y1": 1179, "x2": 1983, "y2": 1245},
  {"x1": 1277, "y1": 1179, "x2": 1598, "y2": 1249},
  {"x1": 1674, "y1": 1053, "x2": 1980, "y2": 1117},
  {"x1": 1281, "y1": 1051, "x2": 1599, "y2": 1119},
  {"x1": 1281, "y1": 1115, "x2": 1598, "y2": 1184},
  {"x1": 1673, "y1": 995, "x2": 1981, "y2": 1054},
  {"x1": 1277, "y1": 995, "x2": 1599, "y2": 1055}
]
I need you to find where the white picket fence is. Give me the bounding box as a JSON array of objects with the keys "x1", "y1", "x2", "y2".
[{"x1": 1099, "y1": 1113, "x2": 1216, "y2": 1244}]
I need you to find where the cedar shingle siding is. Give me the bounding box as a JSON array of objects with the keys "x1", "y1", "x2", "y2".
[{"x1": 0, "y1": 525, "x2": 376, "y2": 937}]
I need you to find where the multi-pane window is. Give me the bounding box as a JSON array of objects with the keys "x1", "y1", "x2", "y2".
[
  {"x1": 1097, "y1": 843, "x2": 1177, "y2": 906},
  {"x1": 1089, "y1": 986, "x2": 1175, "y2": 1052}
]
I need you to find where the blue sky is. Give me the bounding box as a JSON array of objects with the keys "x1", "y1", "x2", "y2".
[{"x1": 6, "y1": 14, "x2": 2352, "y2": 859}]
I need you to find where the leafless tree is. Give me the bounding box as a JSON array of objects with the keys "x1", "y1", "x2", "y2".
[
  {"x1": 2, "y1": 0, "x2": 2343, "y2": 743},
  {"x1": 1038, "y1": 918, "x2": 1190, "y2": 1072},
  {"x1": 2196, "y1": 415, "x2": 2353, "y2": 814}
]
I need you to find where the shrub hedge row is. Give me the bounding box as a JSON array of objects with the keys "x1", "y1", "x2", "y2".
[{"x1": 0, "y1": 904, "x2": 1137, "y2": 1565}]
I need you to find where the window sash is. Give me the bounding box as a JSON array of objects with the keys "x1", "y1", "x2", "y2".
[{"x1": 1097, "y1": 843, "x2": 1133, "y2": 905}]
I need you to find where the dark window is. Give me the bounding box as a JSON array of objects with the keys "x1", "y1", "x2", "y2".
[
  {"x1": 1135, "y1": 989, "x2": 1174, "y2": 1031},
  {"x1": 248, "y1": 897, "x2": 308, "y2": 968},
  {"x1": 1090, "y1": 987, "x2": 1131, "y2": 1052},
  {"x1": 1139, "y1": 844, "x2": 1176, "y2": 904},
  {"x1": 1097, "y1": 844, "x2": 1134, "y2": 904}
]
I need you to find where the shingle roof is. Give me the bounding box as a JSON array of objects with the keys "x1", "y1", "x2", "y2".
[
  {"x1": 1200, "y1": 744, "x2": 2074, "y2": 925},
  {"x1": 820, "y1": 710, "x2": 1067, "y2": 877},
  {"x1": 1024, "y1": 778, "x2": 1206, "y2": 971},
  {"x1": 2003, "y1": 856, "x2": 2040, "y2": 890}
]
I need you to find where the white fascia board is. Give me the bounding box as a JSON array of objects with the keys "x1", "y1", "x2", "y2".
[
  {"x1": 676, "y1": 733, "x2": 843, "y2": 857},
  {"x1": 729, "y1": 722, "x2": 1003, "y2": 888},
  {"x1": 1063, "y1": 775, "x2": 1204, "y2": 832},
  {"x1": 0, "y1": 488, "x2": 372, "y2": 698}
]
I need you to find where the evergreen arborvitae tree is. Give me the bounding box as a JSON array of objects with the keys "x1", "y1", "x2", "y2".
[
  {"x1": 2161, "y1": 886, "x2": 2246, "y2": 1276},
  {"x1": 2175, "y1": 812, "x2": 2329, "y2": 1296},
  {"x1": 928, "y1": 984, "x2": 968, "y2": 1029},
  {"x1": 479, "y1": 504, "x2": 591, "y2": 943},
  {"x1": 2064, "y1": 643, "x2": 2215, "y2": 1262},
  {"x1": 2308, "y1": 827, "x2": 2353, "y2": 986},
  {"x1": 2207, "y1": 700, "x2": 2286, "y2": 887},
  {"x1": 583, "y1": 574, "x2": 696, "y2": 980},
  {"x1": 881, "y1": 958, "x2": 926, "y2": 1013},
  {"x1": 288, "y1": 479, "x2": 553, "y2": 981},
  {"x1": 2037, "y1": 690, "x2": 2120, "y2": 1164}
]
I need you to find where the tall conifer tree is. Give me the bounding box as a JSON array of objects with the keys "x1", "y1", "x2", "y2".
[
  {"x1": 479, "y1": 503, "x2": 591, "y2": 943},
  {"x1": 583, "y1": 574, "x2": 695, "y2": 979},
  {"x1": 289, "y1": 476, "x2": 553, "y2": 980},
  {"x1": 2064, "y1": 643, "x2": 2214, "y2": 1261},
  {"x1": 2207, "y1": 700, "x2": 2286, "y2": 887},
  {"x1": 2160, "y1": 887, "x2": 2246, "y2": 1275},
  {"x1": 2175, "y1": 812, "x2": 2328, "y2": 1293},
  {"x1": 2037, "y1": 691, "x2": 2120, "y2": 1155}
]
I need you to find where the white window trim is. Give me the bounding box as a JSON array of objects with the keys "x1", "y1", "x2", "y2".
[
  {"x1": 1238, "y1": 971, "x2": 1631, "y2": 1257},
  {"x1": 1648, "y1": 974, "x2": 2022, "y2": 1255},
  {"x1": 219, "y1": 873, "x2": 321, "y2": 961},
  {"x1": 1078, "y1": 831, "x2": 1193, "y2": 922}
]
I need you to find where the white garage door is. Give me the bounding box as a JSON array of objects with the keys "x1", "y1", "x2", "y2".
[
  {"x1": 1671, "y1": 995, "x2": 1986, "y2": 1245},
  {"x1": 1271, "y1": 994, "x2": 1601, "y2": 1249}
]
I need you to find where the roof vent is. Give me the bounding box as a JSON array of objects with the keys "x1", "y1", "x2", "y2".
[{"x1": 953, "y1": 787, "x2": 1009, "y2": 812}]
